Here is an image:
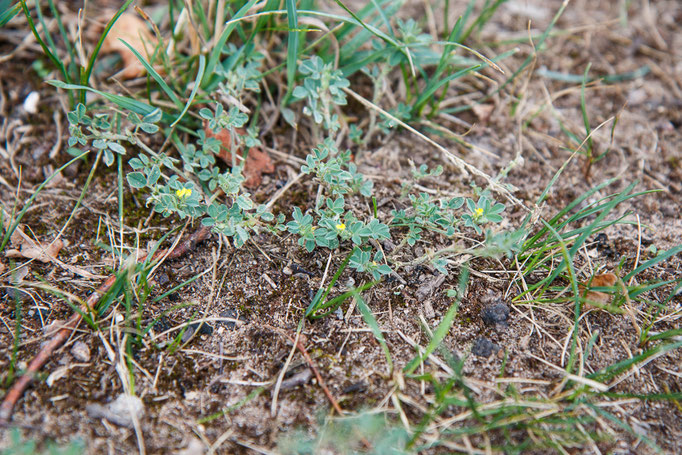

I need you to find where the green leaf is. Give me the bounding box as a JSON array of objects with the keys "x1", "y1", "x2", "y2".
[
  {"x1": 356, "y1": 294, "x2": 392, "y2": 372},
  {"x1": 0, "y1": 2, "x2": 21, "y2": 27},
  {"x1": 119, "y1": 38, "x2": 181, "y2": 106},
  {"x1": 126, "y1": 172, "x2": 147, "y2": 189},
  {"x1": 172, "y1": 54, "x2": 206, "y2": 127}
]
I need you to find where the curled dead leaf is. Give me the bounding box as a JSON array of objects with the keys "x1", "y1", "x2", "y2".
[
  {"x1": 5, "y1": 237, "x2": 63, "y2": 263},
  {"x1": 580, "y1": 272, "x2": 618, "y2": 308},
  {"x1": 472, "y1": 103, "x2": 495, "y2": 123},
  {"x1": 100, "y1": 12, "x2": 157, "y2": 79},
  {"x1": 4, "y1": 223, "x2": 102, "y2": 279},
  {"x1": 203, "y1": 123, "x2": 275, "y2": 189}
]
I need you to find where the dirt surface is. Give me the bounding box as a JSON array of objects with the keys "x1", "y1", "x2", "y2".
[{"x1": 1, "y1": 0, "x2": 681, "y2": 454}]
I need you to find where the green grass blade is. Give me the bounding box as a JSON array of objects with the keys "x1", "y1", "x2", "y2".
[
  {"x1": 283, "y1": 0, "x2": 299, "y2": 104},
  {"x1": 119, "y1": 39, "x2": 181, "y2": 106},
  {"x1": 623, "y1": 244, "x2": 682, "y2": 282},
  {"x1": 459, "y1": 0, "x2": 507, "y2": 43},
  {"x1": 81, "y1": 0, "x2": 135, "y2": 98},
  {"x1": 580, "y1": 64, "x2": 593, "y2": 156},
  {"x1": 0, "y1": 2, "x2": 21, "y2": 27},
  {"x1": 412, "y1": 64, "x2": 481, "y2": 114},
  {"x1": 404, "y1": 267, "x2": 469, "y2": 374},
  {"x1": 19, "y1": 0, "x2": 70, "y2": 84},
  {"x1": 584, "y1": 404, "x2": 661, "y2": 452},
  {"x1": 47, "y1": 0, "x2": 75, "y2": 72},
  {"x1": 171, "y1": 54, "x2": 205, "y2": 127},
  {"x1": 328, "y1": 2, "x2": 414, "y2": 74},
  {"x1": 540, "y1": 220, "x2": 582, "y2": 374},
  {"x1": 356, "y1": 294, "x2": 392, "y2": 372},
  {"x1": 0, "y1": 150, "x2": 90, "y2": 252},
  {"x1": 588, "y1": 340, "x2": 682, "y2": 383},
  {"x1": 203, "y1": 0, "x2": 260, "y2": 87},
  {"x1": 48, "y1": 80, "x2": 171, "y2": 120}
]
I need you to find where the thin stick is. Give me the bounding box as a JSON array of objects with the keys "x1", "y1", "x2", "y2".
[
  {"x1": 0, "y1": 226, "x2": 211, "y2": 425},
  {"x1": 266, "y1": 324, "x2": 344, "y2": 415}
]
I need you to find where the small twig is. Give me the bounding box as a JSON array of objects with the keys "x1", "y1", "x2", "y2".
[
  {"x1": 0, "y1": 226, "x2": 211, "y2": 425},
  {"x1": 266, "y1": 324, "x2": 344, "y2": 415}
]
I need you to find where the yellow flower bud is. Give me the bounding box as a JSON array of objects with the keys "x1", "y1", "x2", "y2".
[{"x1": 336, "y1": 223, "x2": 346, "y2": 231}]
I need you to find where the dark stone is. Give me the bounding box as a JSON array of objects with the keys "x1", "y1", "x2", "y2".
[
  {"x1": 341, "y1": 381, "x2": 367, "y2": 395},
  {"x1": 181, "y1": 321, "x2": 214, "y2": 343},
  {"x1": 5, "y1": 287, "x2": 30, "y2": 303},
  {"x1": 290, "y1": 262, "x2": 314, "y2": 276},
  {"x1": 153, "y1": 316, "x2": 171, "y2": 333},
  {"x1": 472, "y1": 337, "x2": 499, "y2": 358},
  {"x1": 156, "y1": 273, "x2": 170, "y2": 286},
  {"x1": 480, "y1": 302, "x2": 510, "y2": 327},
  {"x1": 218, "y1": 309, "x2": 245, "y2": 330}
]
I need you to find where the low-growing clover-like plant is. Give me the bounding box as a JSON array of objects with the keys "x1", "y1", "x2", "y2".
[
  {"x1": 66, "y1": 103, "x2": 162, "y2": 166},
  {"x1": 285, "y1": 138, "x2": 393, "y2": 278},
  {"x1": 291, "y1": 56, "x2": 350, "y2": 133}
]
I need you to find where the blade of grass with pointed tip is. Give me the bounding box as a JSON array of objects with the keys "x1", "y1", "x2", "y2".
[
  {"x1": 47, "y1": 0, "x2": 75, "y2": 75},
  {"x1": 337, "y1": 0, "x2": 399, "y2": 59},
  {"x1": 447, "y1": 0, "x2": 569, "y2": 115},
  {"x1": 0, "y1": 2, "x2": 20, "y2": 26},
  {"x1": 203, "y1": 0, "x2": 260, "y2": 87},
  {"x1": 0, "y1": 150, "x2": 90, "y2": 252},
  {"x1": 356, "y1": 294, "x2": 392, "y2": 372},
  {"x1": 541, "y1": 219, "x2": 582, "y2": 374},
  {"x1": 580, "y1": 64, "x2": 593, "y2": 156},
  {"x1": 47, "y1": 81, "x2": 171, "y2": 121},
  {"x1": 589, "y1": 339, "x2": 682, "y2": 383},
  {"x1": 623, "y1": 244, "x2": 682, "y2": 282},
  {"x1": 19, "y1": 0, "x2": 69, "y2": 85},
  {"x1": 328, "y1": 2, "x2": 414, "y2": 74},
  {"x1": 119, "y1": 39, "x2": 181, "y2": 107},
  {"x1": 404, "y1": 267, "x2": 469, "y2": 375},
  {"x1": 412, "y1": 64, "x2": 481, "y2": 115},
  {"x1": 283, "y1": 0, "x2": 299, "y2": 104},
  {"x1": 459, "y1": 0, "x2": 507, "y2": 43},
  {"x1": 81, "y1": 0, "x2": 135, "y2": 100},
  {"x1": 584, "y1": 404, "x2": 661, "y2": 452},
  {"x1": 171, "y1": 54, "x2": 205, "y2": 127}
]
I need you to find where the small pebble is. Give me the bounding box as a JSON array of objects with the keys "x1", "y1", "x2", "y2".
[
  {"x1": 181, "y1": 322, "x2": 214, "y2": 343},
  {"x1": 23, "y1": 91, "x2": 40, "y2": 114},
  {"x1": 218, "y1": 309, "x2": 245, "y2": 329},
  {"x1": 86, "y1": 394, "x2": 144, "y2": 428},
  {"x1": 5, "y1": 288, "x2": 29, "y2": 303},
  {"x1": 480, "y1": 302, "x2": 510, "y2": 327},
  {"x1": 472, "y1": 337, "x2": 499, "y2": 358},
  {"x1": 71, "y1": 341, "x2": 91, "y2": 362}
]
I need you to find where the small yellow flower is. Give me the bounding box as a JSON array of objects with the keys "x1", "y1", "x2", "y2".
[
  {"x1": 335, "y1": 222, "x2": 346, "y2": 231},
  {"x1": 176, "y1": 187, "x2": 192, "y2": 198},
  {"x1": 311, "y1": 226, "x2": 317, "y2": 231},
  {"x1": 475, "y1": 207, "x2": 484, "y2": 216}
]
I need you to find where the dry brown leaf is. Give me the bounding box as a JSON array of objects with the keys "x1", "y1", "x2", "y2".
[
  {"x1": 5, "y1": 237, "x2": 63, "y2": 263},
  {"x1": 4, "y1": 224, "x2": 103, "y2": 279},
  {"x1": 472, "y1": 103, "x2": 495, "y2": 123},
  {"x1": 204, "y1": 123, "x2": 275, "y2": 189},
  {"x1": 100, "y1": 12, "x2": 156, "y2": 79},
  {"x1": 581, "y1": 272, "x2": 618, "y2": 307}
]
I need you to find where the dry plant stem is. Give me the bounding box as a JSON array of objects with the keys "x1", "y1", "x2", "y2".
[
  {"x1": 0, "y1": 226, "x2": 211, "y2": 426},
  {"x1": 266, "y1": 324, "x2": 344, "y2": 415}
]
